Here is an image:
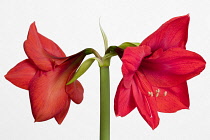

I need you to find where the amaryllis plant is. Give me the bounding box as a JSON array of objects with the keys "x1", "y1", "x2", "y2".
[{"x1": 5, "y1": 15, "x2": 206, "y2": 140}]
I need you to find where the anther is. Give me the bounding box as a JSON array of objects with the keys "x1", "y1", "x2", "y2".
[
  {"x1": 156, "y1": 89, "x2": 160, "y2": 93},
  {"x1": 156, "y1": 92, "x2": 159, "y2": 97},
  {"x1": 148, "y1": 92, "x2": 154, "y2": 97},
  {"x1": 164, "y1": 91, "x2": 168, "y2": 96}
]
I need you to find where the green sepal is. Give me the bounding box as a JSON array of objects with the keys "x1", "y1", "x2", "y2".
[
  {"x1": 66, "y1": 58, "x2": 95, "y2": 85},
  {"x1": 118, "y1": 42, "x2": 140, "y2": 49}
]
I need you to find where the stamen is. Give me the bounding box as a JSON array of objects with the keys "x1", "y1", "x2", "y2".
[
  {"x1": 156, "y1": 92, "x2": 159, "y2": 97},
  {"x1": 148, "y1": 92, "x2": 154, "y2": 96},
  {"x1": 164, "y1": 91, "x2": 168, "y2": 96},
  {"x1": 156, "y1": 89, "x2": 160, "y2": 93}
]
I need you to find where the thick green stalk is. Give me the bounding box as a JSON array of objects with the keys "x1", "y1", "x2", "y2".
[{"x1": 100, "y1": 66, "x2": 110, "y2": 140}]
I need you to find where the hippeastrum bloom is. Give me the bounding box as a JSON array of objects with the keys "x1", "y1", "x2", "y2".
[
  {"x1": 114, "y1": 15, "x2": 206, "y2": 129},
  {"x1": 5, "y1": 23, "x2": 88, "y2": 124}
]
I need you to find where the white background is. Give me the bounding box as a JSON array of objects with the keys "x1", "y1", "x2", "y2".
[{"x1": 0, "y1": 0, "x2": 210, "y2": 139}]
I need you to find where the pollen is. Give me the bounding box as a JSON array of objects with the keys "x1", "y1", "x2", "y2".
[
  {"x1": 156, "y1": 89, "x2": 160, "y2": 93},
  {"x1": 155, "y1": 89, "x2": 160, "y2": 97},
  {"x1": 148, "y1": 92, "x2": 154, "y2": 96},
  {"x1": 164, "y1": 91, "x2": 168, "y2": 96}
]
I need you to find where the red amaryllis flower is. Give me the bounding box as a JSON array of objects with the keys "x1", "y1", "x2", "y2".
[
  {"x1": 114, "y1": 15, "x2": 206, "y2": 129},
  {"x1": 5, "y1": 23, "x2": 87, "y2": 124}
]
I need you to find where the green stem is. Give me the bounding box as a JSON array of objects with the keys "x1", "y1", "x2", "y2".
[{"x1": 100, "y1": 66, "x2": 110, "y2": 140}]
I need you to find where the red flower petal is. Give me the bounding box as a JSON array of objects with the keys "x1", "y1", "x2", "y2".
[
  {"x1": 114, "y1": 79, "x2": 136, "y2": 117},
  {"x1": 142, "y1": 48, "x2": 206, "y2": 87},
  {"x1": 29, "y1": 70, "x2": 69, "y2": 122},
  {"x1": 122, "y1": 45, "x2": 151, "y2": 88},
  {"x1": 132, "y1": 77, "x2": 159, "y2": 129},
  {"x1": 5, "y1": 59, "x2": 37, "y2": 90},
  {"x1": 54, "y1": 98, "x2": 71, "y2": 124},
  {"x1": 29, "y1": 51, "x2": 85, "y2": 122},
  {"x1": 141, "y1": 15, "x2": 189, "y2": 51},
  {"x1": 133, "y1": 71, "x2": 154, "y2": 96},
  {"x1": 38, "y1": 33, "x2": 66, "y2": 58},
  {"x1": 154, "y1": 82, "x2": 189, "y2": 113},
  {"x1": 24, "y1": 22, "x2": 66, "y2": 71},
  {"x1": 66, "y1": 80, "x2": 84, "y2": 104}
]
